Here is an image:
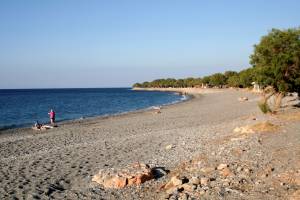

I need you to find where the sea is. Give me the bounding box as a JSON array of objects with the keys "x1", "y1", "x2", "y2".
[{"x1": 0, "y1": 88, "x2": 186, "y2": 130}]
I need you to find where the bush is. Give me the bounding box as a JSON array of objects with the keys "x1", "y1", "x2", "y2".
[
  {"x1": 258, "y1": 102, "x2": 271, "y2": 113},
  {"x1": 250, "y1": 28, "x2": 300, "y2": 95}
]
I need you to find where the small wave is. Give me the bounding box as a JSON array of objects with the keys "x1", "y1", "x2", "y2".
[
  {"x1": 181, "y1": 94, "x2": 188, "y2": 101},
  {"x1": 147, "y1": 94, "x2": 191, "y2": 110}
]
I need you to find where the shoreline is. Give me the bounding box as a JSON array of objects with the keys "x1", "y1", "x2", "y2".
[
  {"x1": 0, "y1": 89, "x2": 193, "y2": 135},
  {"x1": 0, "y1": 89, "x2": 191, "y2": 133},
  {"x1": 132, "y1": 87, "x2": 225, "y2": 94}
]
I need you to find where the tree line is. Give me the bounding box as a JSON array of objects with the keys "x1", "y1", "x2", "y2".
[
  {"x1": 133, "y1": 69, "x2": 256, "y2": 89},
  {"x1": 133, "y1": 28, "x2": 300, "y2": 96}
]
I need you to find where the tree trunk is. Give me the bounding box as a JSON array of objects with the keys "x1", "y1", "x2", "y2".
[
  {"x1": 274, "y1": 92, "x2": 284, "y2": 112},
  {"x1": 262, "y1": 91, "x2": 275, "y2": 104},
  {"x1": 260, "y1": 87, "x2": 275, "y2": 113}
]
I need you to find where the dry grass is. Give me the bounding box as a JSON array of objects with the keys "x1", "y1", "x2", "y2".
[
  {"x1": 250, "y1": 121, "x2": 279, "y2": 133},
  {"x1": 211, "y1": 121, "x2": 280, "y2": 146},
  {"x1": 277, "y1": 111, "x2": 300, "y2": 121},
  {"x1": 234, "y1": 121, "x2": 279, "y2": 135}
]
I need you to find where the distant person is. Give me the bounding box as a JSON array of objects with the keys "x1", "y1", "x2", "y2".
[
  {"x1": 48, "y1": 109, "x2": 56, "y2": 124},
  {"x1": 34, "y1": 121, "x2": 42, "y2": 129}
]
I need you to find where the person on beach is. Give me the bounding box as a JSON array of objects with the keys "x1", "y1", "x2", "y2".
[
  {"x1": 48, "y1": 109, "x2": 55, "y2": 124},
  {"x1": 34, "y1": 121, "x2": 42, "y2": 129}
]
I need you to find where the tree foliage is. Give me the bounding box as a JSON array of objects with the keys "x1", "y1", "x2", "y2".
[
  {"x1": 209, "y1": 73, "x2": 226, "y2": 87},
  {"x1": 250, "y1": 28, "x2": 300, "y2": 94}
]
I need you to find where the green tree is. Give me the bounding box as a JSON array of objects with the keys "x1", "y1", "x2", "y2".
[
  {"x1": 184, "y1": 77, "x2": 196, "y2": 87},
  {"x1": 142, "y1": 81, "x2": 150, "y2": 88},
  {"x1": 209, "y1": 73, "x2": 226, "y2": 87},
  {"x1": 238, "y1": 68, "x2": 255, "y2": 88},
  {"x1": 224, "y1": 70, "x2": 238, "y2": 84},
  {"x1": 227, "y1": 75, "x2": 241, "y2": 87},
  {"x1": 224, "y1": 70, "x2": 238, "y2": 79},
  {"x1": 165, "y1": 78, "x2": 177, "y2": 87},
  {"x1": 176, "y1": 79, "x2": 186, "y2": 87},
  {"x1": 202, "y1": 76, "x2": 211, "y2": 85},
  {"x1": 133, "y1": 83, "x2": 142, "y2": 88},
  {"x1": 193, "y1": 78, "x2": 203, "y2": 87},
  {"x1": 250, "y1": 28, "x2": 300, "y2": 110}
]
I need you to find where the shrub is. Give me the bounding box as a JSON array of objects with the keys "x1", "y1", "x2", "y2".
[{"x1": 258, "y1": 102, "x2": 271, "y2": 113}]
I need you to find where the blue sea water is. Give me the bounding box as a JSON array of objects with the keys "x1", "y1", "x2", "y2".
[{"x1": 0, "y1": 88, "x2": 185, "y2": 130}]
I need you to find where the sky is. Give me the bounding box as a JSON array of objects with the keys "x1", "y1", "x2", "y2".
[{"x1": 0, "y1": 0, "x2": 299, "y2": 89}]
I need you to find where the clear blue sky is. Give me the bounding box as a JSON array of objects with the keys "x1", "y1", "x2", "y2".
[{"x1": 0, "y1": 0, "x2": 299, "y2": 88}]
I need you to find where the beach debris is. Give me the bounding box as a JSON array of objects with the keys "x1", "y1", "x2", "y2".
[
  {"x1": 165, "y1": 144, "x2": 175, "y2": 150},
  {"x1": 152, "y1": 106, "x2": 162, "y2": 114},
  {"x1": 238, "y1": 97, "x2": 249, "y2": 102},
  {"x1": 92, "y1": 163, "x2": 154, "y2": 189},
  {"x1": 217, "y1": 164, "x2": 228, "y2": 170}
]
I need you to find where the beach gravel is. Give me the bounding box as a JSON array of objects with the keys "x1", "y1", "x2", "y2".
[{"x1": 0, "y1": 89, "x2": 299, "y2": 199}]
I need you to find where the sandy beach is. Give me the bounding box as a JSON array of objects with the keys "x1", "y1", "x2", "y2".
[{"x1": 0, "y1": 89, "x2": 299, "y2": 199}]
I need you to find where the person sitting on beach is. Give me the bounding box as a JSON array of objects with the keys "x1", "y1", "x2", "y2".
[
  {"x1": 33, "y1": 121, "x2": 43, "y2": 130},
  {"x1": 48, "y1": 109, "x2": 56, "y2": 124},
  {"x1": 34, "y1": 121, "x2": 42, "y2": 129}
]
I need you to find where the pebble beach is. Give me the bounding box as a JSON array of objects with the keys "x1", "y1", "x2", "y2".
[{"x1": 0, "y1": 88, "x2": 299, "y2": 199}]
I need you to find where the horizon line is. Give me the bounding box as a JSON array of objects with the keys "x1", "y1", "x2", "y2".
[{"x1": 0, "y1": 86, "x2": 133, "y2": 90}]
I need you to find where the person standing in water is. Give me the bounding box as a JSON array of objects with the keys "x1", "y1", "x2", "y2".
[{"x1": 48, "y1": 109, "x2": 56, "y2": 124}]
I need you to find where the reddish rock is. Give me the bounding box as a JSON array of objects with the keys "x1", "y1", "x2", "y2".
[
  {"x1": 200, "y1": 177, "x2": 209, "y2": 186},
  {"x1": 181, "y1": 183, "x2": 194, "y2": 192},
  {"x1": 220, "y1": 168, "x2": 233, "y2": 177},
  {"x1": 103, "y1": 176, "x2": 127, "y2": 188},
  {"x1": 166, "y1": 186, "x2": 178, "y2": 195},
  {"x1": 92, "y1": 163, "x2": 154, "y2": 189},
  {"x1": 163, "y1": 175, "x2": 182, "y2": 191},
  {"x1": 170, "y1": 176, "x2": 183, "y2": 186},
  {"x1": 135, "y1": 173, "x2": 153, "y2": 185}
]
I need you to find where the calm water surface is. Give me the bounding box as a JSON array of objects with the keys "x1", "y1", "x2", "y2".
[{"x1": 0, "y1": 88, "x2": 185, "y2": 129}]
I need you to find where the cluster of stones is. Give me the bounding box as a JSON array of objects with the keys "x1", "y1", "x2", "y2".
[
  {"x1": 161, "y1": 163, "x2": 270, "y2": 200},
  {"x1": 160, "y1": 162, "x2": 300, "y2": 200},
  {"x1": 161, "y1": 163, "x2": 238, "y2": 199},
  {"x1": 92, "y1": 163, "x2": 154, "y2": 189}
]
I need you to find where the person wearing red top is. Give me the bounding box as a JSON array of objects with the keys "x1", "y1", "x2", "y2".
[{"x1": 48, "y1": 109, "x2": 56, "y2": 124}]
